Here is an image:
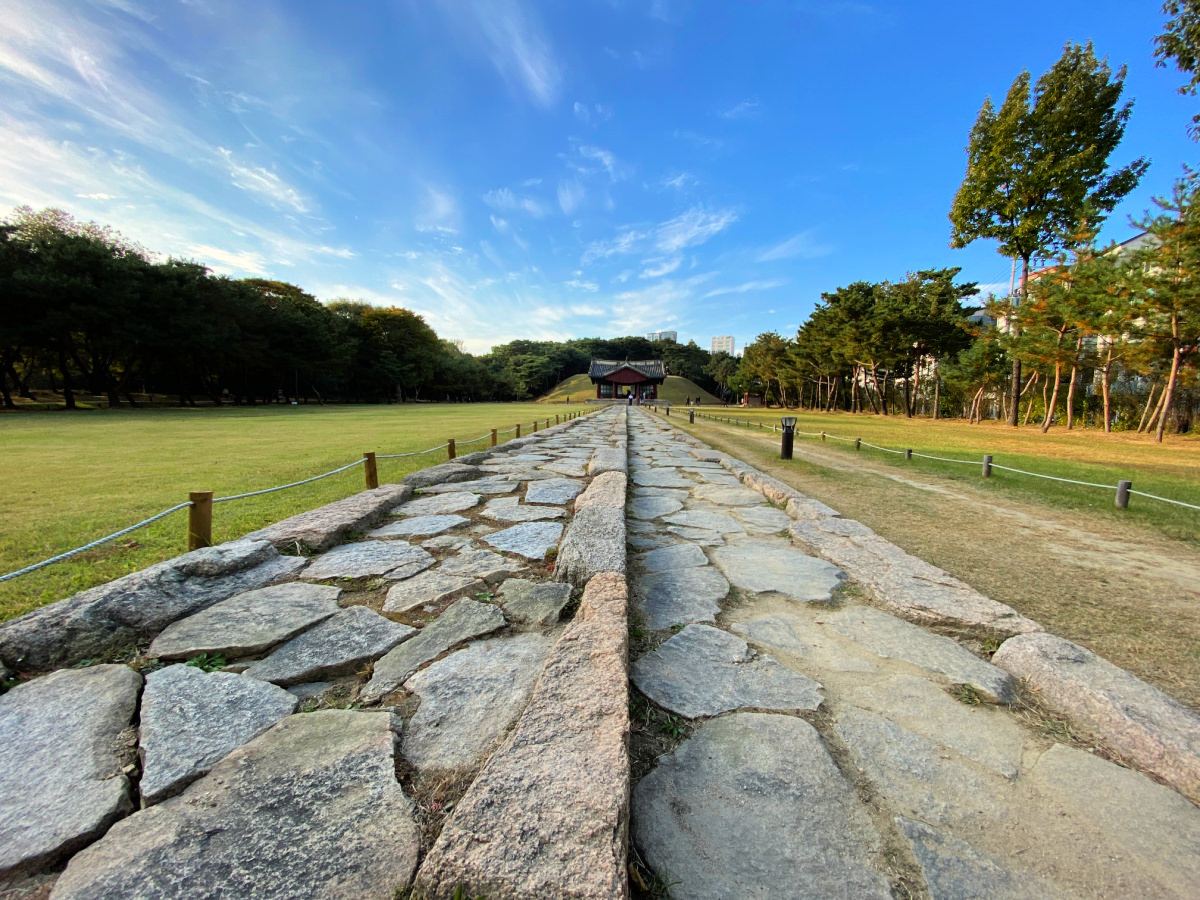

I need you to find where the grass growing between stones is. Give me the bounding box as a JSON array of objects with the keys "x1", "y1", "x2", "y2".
[{"x1": 0, "y1": 403, "x2": 591, "y2": 622}]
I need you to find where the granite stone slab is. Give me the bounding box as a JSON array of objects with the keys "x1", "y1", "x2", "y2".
[
  {"x1": 483, "y1": 521, "x2": 564, "y2": 560},
  {"x1": 711, "y1": 542, "x2": 845, "y2": 601},
  {"x1": 393, "y1": 492, "x2": 481, "y2": 516},
  {"x1": 369, "y1": 514, "x2": 469, "y2": 537},
  {"x1": 300, "y1": 540, "x2": 435, "y2": 581},
  {"x1": 635, "y1": 566, "x2": 729, "y2": 630},
  {"x1": 524, "y1": 478, "x2": 585, "y2": 505},
  {"x1": 632, "y1": 624, "x2": 823, "y2": 718},
  {"x1": 382, "y1": 571, "x2": 488, "y2": 614}
]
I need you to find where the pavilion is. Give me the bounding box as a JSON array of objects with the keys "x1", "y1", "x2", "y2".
[{"x1": 587, "y1": 359, "x2": 666, "y2": 401}]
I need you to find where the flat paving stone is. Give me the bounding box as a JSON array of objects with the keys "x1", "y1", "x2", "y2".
[
  {"x1": 0, "y1": 665, "x2": 141, "y2": 877},
  {"x1": 243, "y1": 606, "x2": 415, "y2": 684},
  {"x1": 733, "y1": 613, "x2": 878, "y2": 673},
  {"x1": 663, "y1": 509, "x2": 745, "y2": 534},
  {"x1": 636, "y1": 566, "x2": 729, "y2": 630},
  {"x1": 731, "y1": 505, "x2": 792, "y2": 533},
  {"x1": 898, "y1": 817, "x2": 1052, "y2": 900},
  {"x1": 393, "y1": 492, "x2": 482, "y2": 516},
  {"x1": 147, "y1": 583, "x2": 341, "y2": 660},
  {"x1": 632, "y1": 468, "x2": 694, "y2": 488},
  {"x1": 401, "y1": 633, "x2": 553, "y2": 772},
  {"x1": 483, "y1": 522, "x2": 564, "y2": 560},
  {"x1": 633, "y1": 713, "x2": 890, "y2": 900},
  {"x1": 361, "y1": 599, "x2": 507, "y2": 702},
  {"x1": 437, "y1": 549, "x2": 527, "y2": 584},
  {"x1": 51, "y1": 711, "x2": 419, "y2": 900},
  {"x1": 629, "y1": 495, "x2": 683, "y2": 520},
  {"x1": 481, "y1": 497, "x2": 565, "y2": 522},
  {"x1": 826, "y1": 606, "x2": 1015, "y2": 703},
  {"x1": 301, "y1": 540, "x2": 435, "y2": 581},
  {"x1": 635, "y1": 542, "x2": 708, "y2": 573},
  {"x1": 498, "y1": 579, "x2": 573, "y2": 626},
  {"x1": 524, "y1": 478, "x2": 585, "y2": 505},
  {"x1": 666, "y1": 525, "x2": 725, "y2": 546},
  {"x1": 632, "y1": 624, "x2": 823, "y2": 718},
  {"x1": 691, "y1": 484, "x2": 766, "y2": 506},
  {"x1": 711, "y1": 541, "x2": 845, "y2": 601},
  {"x1": 370, "y1": 515, "x2": 469, "y2": 538},
  {"x1": 139, "y1": 665, "x2": 297, "y2": 805},
  {"x1": 382, "y1": 571, "x2": 487, "y2": 614},
  {"x1": 420, "y1": 477, "x2": 518, "y2": 495},
  {"x1": 539, "y1": 459, "x2": 588, "y2": 477}
]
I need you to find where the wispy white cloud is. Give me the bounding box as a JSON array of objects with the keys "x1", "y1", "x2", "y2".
[
  {"x1": 568, "y1": 144, "x2": 627, "y2": 182},
  {"x1": 660, "y1": 171, "x2": 695, "y2": 190},
  {"x1": 673, "y1": 129, "x2": 723, "y2": 151},
  {"x1": 490, "y1": 214, "x2": 510, "y2": 233},
  {"x1": 581, "y1": 227, "x2": 648, "y2": 264},
  {"x1": 756, "y1": 230, "x2": 833, "y2": 262},
  {"x1": 483, "y1": 186, "x2": 549, "y2": 217},
  {"x1": 702, "y1": 279, "x2": 786, "y2": 299},
  {"x1": 446, "y1": 0, "x2": 563, "y2": 108},
  {"x1": 218, "y1": 147, "x2": 310, "y2": 214},
  {"x1": 572, "y1": 101, "x2": 613, "y2": 126},
  {"x1": 719, "y1": 97, "x2": 761, "y2": 120},
  {"x1": 564, "y1": 278, "x2": 599, "y2": 292},
  {"x1": 639, "y1": 255, "x2": 682, "y2": 279},
  {"x1": 185, "y1": 243, "x2": 269, "y2": 276},
  {"x1": 557, "y1": 179, "x2": 585, "y2": 215},
  {"x1": 655, "y1": 206, "x2": 738, "y2": 253},
  {"x1": 415, "y1": 185, "x2": 461, "y2": 233}
]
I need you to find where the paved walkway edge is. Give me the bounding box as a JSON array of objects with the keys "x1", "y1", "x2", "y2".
[{"x1": 647, "y1": 409, "x2": 1200, "y2": 807}]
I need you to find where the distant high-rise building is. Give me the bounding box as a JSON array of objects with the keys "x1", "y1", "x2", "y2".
[
  {"x1": 711, "y1": 335, "x2": 735, "y2": 355},
  {"x1": 646, "y1": 330, "x2": 677, "y2": 343}
]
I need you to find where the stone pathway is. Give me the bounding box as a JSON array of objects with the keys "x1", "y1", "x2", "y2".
[
  {"x1": 4, "y1": 403, "x2": 1200, "y2": 899},
  {"x1": 625, "y1": 407, "x2": 1200, "y2": 899},
  {"x1": 0, "y1": 408, "x2": 630, "y2": 899}
]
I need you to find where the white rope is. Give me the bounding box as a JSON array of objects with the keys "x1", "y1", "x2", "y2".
[
  {"x1": 0, "y1": 502, "x2": 194, "y2": 582},
  {"x1": 987, "y1": 464, "x2": 1114, "y2": 489},
  {"x1": 459, "y1": 432, "x2": 493, "y2": 445},
  {"x1": 860, "y1": 441, "x2": 906, "y2": 455},
  {"x1": 910, "y1": 451, "x2": 981, "y2": 467},
  {"x1": 1126, "y1": 489, "x2": 1200, "y2": 511},
  {"x1": 377, "y1": 444, "x2": 449, "y2": 459},
  {"x1": 213, "y1": 459, "x2": 365, "y2": 503}
]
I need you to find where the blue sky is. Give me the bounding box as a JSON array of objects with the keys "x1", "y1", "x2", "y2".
[{"x1": 1, "y1": 0, "x2": 1194, "y2": 355}]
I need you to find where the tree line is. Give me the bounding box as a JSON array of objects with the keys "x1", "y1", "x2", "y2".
[{"x1": 0, "y1": 206, "x2": 721, "y2": 408}]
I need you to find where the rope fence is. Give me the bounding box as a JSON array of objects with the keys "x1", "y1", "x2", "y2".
[
  {"x1": 678, "y1": 409, "x2": 1199, "y2": 515},
  {"x1": 1, "y1": 408, "x2": 598, "y2": 583}
]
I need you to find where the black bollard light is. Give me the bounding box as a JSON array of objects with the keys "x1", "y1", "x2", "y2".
[
  {"x1": 780, "y1": 416, "x2": 797, "y2": 459},
  {"x1": 689, "y1": 408, "x2": 695, "y2": 424}
]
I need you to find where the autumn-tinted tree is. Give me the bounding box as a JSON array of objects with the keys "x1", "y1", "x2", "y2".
[{"x1": 950, "y1": 42, "x2": 1148, "y2": 425}]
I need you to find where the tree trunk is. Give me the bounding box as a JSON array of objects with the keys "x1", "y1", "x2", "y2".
[
  {"x1": 1065, "y1": 365, "x2": 1078, "y2": 430},
  {"x1": 1007, "y1": 257, "x2": 1030, "y2": 426},
  {"x1": 1156, "y1": 332, "x2": 1184, "y2": 444},
  {"x1": 932, "y1": 359, "x2": 941, "y2": 420},
  {"x1": 1101, "y1": 357, "x2": 1112, "y2": 433},
  {"x1": 1137, "y1": 381, "x2": 1159, "y2": 433},
  {"x1": 1041, "y1": 363, "x2": 1062, "y2": 432},
  {"x1": 869, "y1": 366, "x2": 884, "y2": 414},
  {"x1": 57, "y1": 348, "x2": 76, "y2": 410},
  {"x1": 1022, "y1": 372, "x2": 1038, "y2": 426},
  {"x1": 1142, "y1": 382, "x2": 1167, "y2": 434}
]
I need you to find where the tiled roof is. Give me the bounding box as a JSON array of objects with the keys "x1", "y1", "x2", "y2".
[{"x1": 587, "y1": 359, "x2": 666, "y2": 380}]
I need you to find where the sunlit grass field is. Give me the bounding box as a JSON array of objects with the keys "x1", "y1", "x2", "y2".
[
  {"x1": 683, "y1": 406, "x2": 1200, "y2": 544},
  {"x1": 0, "y1": 402, "x2": 592, "y2": 621}
]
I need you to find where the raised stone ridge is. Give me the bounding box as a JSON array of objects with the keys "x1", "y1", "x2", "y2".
[
  {"x1": 243, "y1": 483, "x2": 411, "y2": 552},
  {"x1": 0, "y1": 540, "x2": 306, "y2": 670},
  {"x1": 994, "y1": 631, "x2": 1200, "y2": 804},
  {"x1": 412, "y1": 572, "x2": 630, "y2": 900}
]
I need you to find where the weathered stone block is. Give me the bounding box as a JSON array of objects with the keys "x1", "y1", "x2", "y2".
[{"x1": 242, "y1": 484, "x2": 411, "y2": 552}]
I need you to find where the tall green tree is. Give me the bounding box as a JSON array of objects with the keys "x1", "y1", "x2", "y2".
[
  {"x1": 1156, "y1": 0, "x2": 1200, "y2": 137},
  {"x1": 949, "y1": 42, "x2": 1148, "y2": 425}
]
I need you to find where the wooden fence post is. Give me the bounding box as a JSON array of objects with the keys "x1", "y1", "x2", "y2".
[
  {"x1": 532, "y1": 420, "x2": 538, "y2": 432},
  {"x1": 447, "y1": 439, "x2": 456, "y2": 460},
  {"x1": 982, "y1": 454, "x2": 992, "y2": 478},
  {"x1": 363, "y1": 452, "x2": 379, "y2": 489},
  {"x1": 187, "y1": 491, "x2": 213, "y2": 551},
  {"x1": 1116, "y1": 480, "x2": 1132, "y2": 509},
  {"x1": 516, "y1": 424, "x2": 521, "y2": 438},
  {"x1": 905, "y1": 449, "x2": 912, "y2": 461},
  {"x1": 556, "y1": 414, "x2": 560, "y2": 424},
  {"x1": 490, "y1": 428, "x2": 498, "y2": 447},
  {"x1": 855, "y1": 438, "x2": 861, "y2": 451},
  {"x1": 821, "y1": 432, "x2": 826, "y2": 442}
]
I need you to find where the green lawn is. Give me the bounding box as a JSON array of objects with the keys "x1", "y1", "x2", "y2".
[
  {"x1": 684, "y1": 406, "x2": 1200, "y2": 544},
  {"x1": 0, "y1": 403, "x2": 592, "y2": 621}
]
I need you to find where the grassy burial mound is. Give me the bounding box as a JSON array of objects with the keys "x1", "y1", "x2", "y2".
[{"x1": 539, "y1": 374, "x2": 720, "y2": 406}]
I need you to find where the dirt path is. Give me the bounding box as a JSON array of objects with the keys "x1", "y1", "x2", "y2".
[{"x1": 684, "y1": 421, "x2": 1200, "y2": 713}]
